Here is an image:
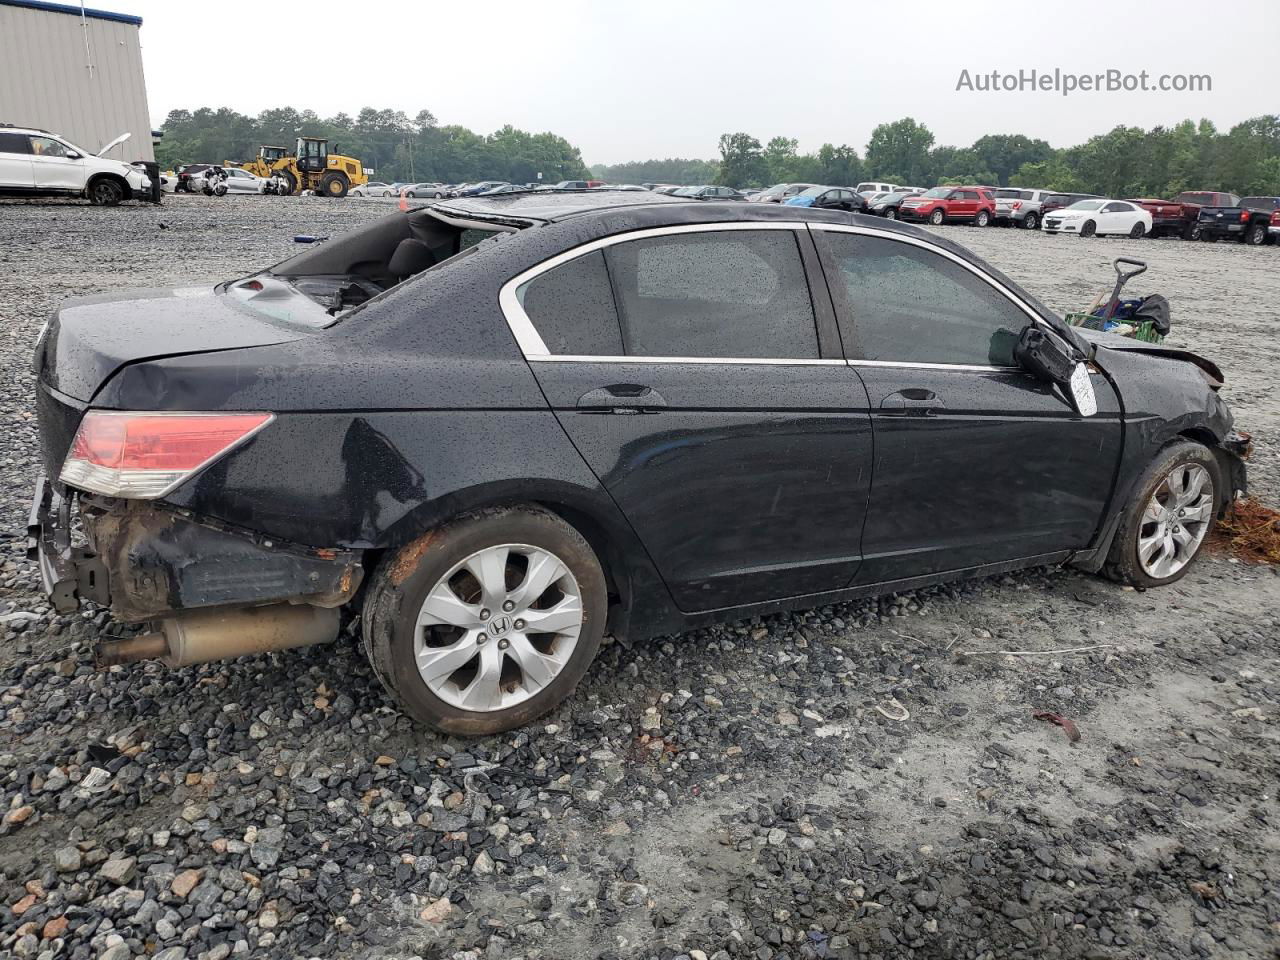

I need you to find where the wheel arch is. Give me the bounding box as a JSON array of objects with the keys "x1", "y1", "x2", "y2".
[
  {"x1": 363, "y1": 479, "x2": 670, "y2": 642},
  {"x1": 85, "y1": 171, "x2": 129, "y2": 199}
]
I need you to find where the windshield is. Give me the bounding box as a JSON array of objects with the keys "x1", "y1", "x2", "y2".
[
  {"x1": 877, "y1": 192, "x2": 906, "y2": 202},
  {"x1": 1066, "y1": 200, "x2": 1104, "y2": 211},
  {"x1": 797, "y1": 186, "x2": 827, "y2": 197},
  {"x1": 673, "y1": 186, "x2": 701, "y2": 196},
  {"x1": 922, "y1": 187, "x2": 953, "y2": 198}
]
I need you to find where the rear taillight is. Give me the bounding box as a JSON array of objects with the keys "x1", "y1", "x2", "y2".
[
  {"x1": 1240, "y1": 210, "x2": 1250, "y2": 222},
  {"x1": 60, "y1": 411, "x2": 273, "y2": 499},
  {"x1": 1011, "y1": 201, "x2": 1022, "y2": 210}
]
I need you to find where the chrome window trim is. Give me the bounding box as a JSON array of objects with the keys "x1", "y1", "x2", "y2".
[
  {"x1": 497, "y1": 218, "x2": 1052, "y2": 370},
  {"x1": 529, "y1": 355, "x2": 847, "y2": 366},
  {"x1": 498, "y1": 221, "x2": 810, "y2": 359}
]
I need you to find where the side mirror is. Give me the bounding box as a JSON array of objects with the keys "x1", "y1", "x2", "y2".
[
  {"x1": 1014, "y1": 325, "x2": 1096, "y2": 417},
  {"x1": 66, "y1": 151, "x2": 81, "y2": 160}
]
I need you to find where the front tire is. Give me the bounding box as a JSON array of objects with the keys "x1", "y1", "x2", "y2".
[
  {"x1": 88, "y1": 178, "x2": 125, "y2": 205},
  {"x1": 1081, "y1": 220, "x2": 1097, "y2": 238},
  {"x1": 318, "y1": 172, "x2": 349, "y2": 198},
  {"x1": 884, "y1": 208, "x2": 897, "y2": 220},
  {"x1": 929, "y1": 208, "x2": 945, "y2": 226},
  {"x1": 363, "y1": 506, "x2": 608, "y2": 734},
  {"x1": 1104, "y1": 441, "x2": 1219, "y2": 588}
]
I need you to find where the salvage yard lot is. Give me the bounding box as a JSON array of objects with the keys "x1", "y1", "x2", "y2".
[{"x1": 1, "y1": 196, "x2": 1278, "y2": 960}]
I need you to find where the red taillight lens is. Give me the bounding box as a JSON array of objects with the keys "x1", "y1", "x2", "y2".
[
  {"x1": 1011, "y1": 201, "x2": 1022, "y2": 210},
  {"x1": 1241, "y1": 210, "x2": 1250, "y2": 222},
  {"x1": 61, "y1": 412, "x2": 273, "y2": 498}
]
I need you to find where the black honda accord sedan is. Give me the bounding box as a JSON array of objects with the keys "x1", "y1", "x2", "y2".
[{"x1": 30, "y1": 190, "x2": 1248, "y2": 733}]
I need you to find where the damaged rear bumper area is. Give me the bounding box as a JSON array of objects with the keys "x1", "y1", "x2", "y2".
[{"x1": 28, "y1": 477, "x2": 363, "y2": 665}]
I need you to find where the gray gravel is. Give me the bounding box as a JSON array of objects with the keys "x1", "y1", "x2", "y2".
[{"x1": 1, "y1": 195, "x2": 1278, "y2": 960}]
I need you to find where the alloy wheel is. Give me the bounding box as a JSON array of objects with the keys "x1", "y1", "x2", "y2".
[
  {"x1": 414, "y1": 543, "x2": 583, "y2": 712},
  {"x1": 1137, "y1": 463, "x2": 1214, "y2": 578}
]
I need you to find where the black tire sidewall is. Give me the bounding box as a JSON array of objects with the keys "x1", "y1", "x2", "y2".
[
  {"x1": 930, "y1": 209, "x2": 944, "y2": 225},
  {"x1": 365, "y1": 507, "x2": 607, "y2": 734},
  {"x1": 1023, "y1": 212, "x2": 1038, "y2": 230},
  {"x1": 1082, "y1": 221, "x2": 1096, "y2": 237},
  {"x1": 1107, "y1": 441, "x2": 1219, "y2": 588}
]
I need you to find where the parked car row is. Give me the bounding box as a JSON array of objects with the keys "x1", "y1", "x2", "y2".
[{"x1": 156, "y1": 165, "x2": 1280, "y2": 248}]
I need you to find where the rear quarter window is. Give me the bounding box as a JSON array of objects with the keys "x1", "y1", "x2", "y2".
[{"x1": 516, "y1": 250, "x2": 623, "y2": 355}]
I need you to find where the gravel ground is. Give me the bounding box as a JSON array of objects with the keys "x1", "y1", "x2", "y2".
[{"x1": 1, "y1": 196, "x2": 1278, "y2": 960}]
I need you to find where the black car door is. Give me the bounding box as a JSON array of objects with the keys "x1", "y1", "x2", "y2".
[
  {"x1": 810, "y1": 224, "x2": 1124, "y2": 584},
  {"x1": 509, "y1": 223, "x2": 875, "y2": 612}
]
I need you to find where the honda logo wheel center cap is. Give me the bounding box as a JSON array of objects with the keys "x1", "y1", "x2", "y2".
[{"x1": 487, "y1": 615, "x2": 514, "y2": 639}]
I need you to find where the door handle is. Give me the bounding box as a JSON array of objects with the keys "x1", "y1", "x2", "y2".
[
  {"x1": 880, "y1": 390, "x2": 945, "y2": 414},
  {"x1": 576, "y1": 384, "x2": 667, "y2": 413}
]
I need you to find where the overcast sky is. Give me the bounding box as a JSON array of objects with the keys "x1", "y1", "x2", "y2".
[{"x1": 126, "y1": 0, "x2": 1277, "y2": 165}]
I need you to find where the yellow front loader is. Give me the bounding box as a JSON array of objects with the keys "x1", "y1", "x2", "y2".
[{"x1": 238, "y1": 138, "x2": 368, "y2": 197}]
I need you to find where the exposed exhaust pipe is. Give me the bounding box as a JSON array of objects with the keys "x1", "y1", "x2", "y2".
[{"x1": 94, "y1": 604, "x2": 340, "y2": 668}]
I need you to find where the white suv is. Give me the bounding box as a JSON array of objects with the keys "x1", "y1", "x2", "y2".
[{"x1": 0, "y1": 125, "x2": 151, "y2": 205}]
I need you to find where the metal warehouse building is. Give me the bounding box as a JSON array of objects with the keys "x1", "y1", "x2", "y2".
[{"x1": 0, "y1": 0, "x2": 153, "y2": 162}]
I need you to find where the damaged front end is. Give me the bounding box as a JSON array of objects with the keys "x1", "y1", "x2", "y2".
[{"x1": 28, "y1": 478, "x2": 363, "y2": 665}]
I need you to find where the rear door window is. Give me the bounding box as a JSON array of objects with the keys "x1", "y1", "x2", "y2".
[
  {"x1": 605, "y1": 230, "x2": 819, "y2": 359},
  {"x1": 516, "y1": 250, "x2": 623, "y2": 356},
  {"x1": 0, "y1": 132, "x2": 31, "y2": 154}
]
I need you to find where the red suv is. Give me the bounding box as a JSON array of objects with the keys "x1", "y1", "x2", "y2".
[{"x1": 898, "y1": 186, "x2": 996, "y2": 226}]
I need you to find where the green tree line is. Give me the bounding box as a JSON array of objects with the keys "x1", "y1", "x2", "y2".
[
  {"x1": 155, "y1": 106, "x2": 591, "y2": 184},
  {"x1": 599, "y1": 115, "x2": 1280, "y2": 198},
  {"x1": 158, "y1": 107, "x2": 1280, "y2": 199}
]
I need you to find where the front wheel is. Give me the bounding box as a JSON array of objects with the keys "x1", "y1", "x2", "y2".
[
  {"x1": 1022, "y1": 211, "x2": 1039, "y2": 230},
  {"x1": 1080, "y1": 220, "x2": 1097, "y2": 238},
  {"x1": 884, "y1": 208, "x2": 897, "y2": 220},
  {"x1": 362, "y1": 506, "x2": 607, "y2": 734},
  {"x1": 89, "y1": 178, "x2": 125, "y2": 205},
  {"x1": 1104, "y1": 441, "x2": 1219, "y2": 588},
  {"x1": 928, "y1": 208, "x2": 945, "y2": 226}
]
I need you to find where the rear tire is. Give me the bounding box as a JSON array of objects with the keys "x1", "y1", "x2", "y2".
[
  {"x1": 1245, "y1": 222, "x2": 1266, "y2": 245},
  {"x1": 929, "y1": 208, "x2": 945, "y2": 226},
  {"x1": 1128, "y1": 221, "x2": 1145, "y2": 239},
  {"x1": 362, "y1": 505, "x2": 608, "y2": 734},
  {"x1": 1081, "y1": 220, "x2": 1097, "y2": 238},
  {"x1": 1022, "y1": 211, "x2": 1039, "y2": 230},
  {"x1": 1103, "y1": 441, "x2": 1219, "y2": 589},
  {"x1": 974, "y1": 209, "x2": 990, "y2": 227},
  {"x1": 1183, "y1": 221, "x2": 1201, "y2": 241}
]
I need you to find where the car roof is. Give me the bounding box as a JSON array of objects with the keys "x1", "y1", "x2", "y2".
[{"x1": 427, "y1": 190, "x2": 942, "y2": 235}]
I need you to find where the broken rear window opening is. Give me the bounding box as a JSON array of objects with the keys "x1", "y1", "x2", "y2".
[{"x1": 224, "y1": 211, "x2": 507, "y2": 327}]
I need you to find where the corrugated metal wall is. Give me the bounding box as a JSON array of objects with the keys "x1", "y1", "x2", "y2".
[{"x1": 0, "y1": 4, "x2": 153, "y2": 162}]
